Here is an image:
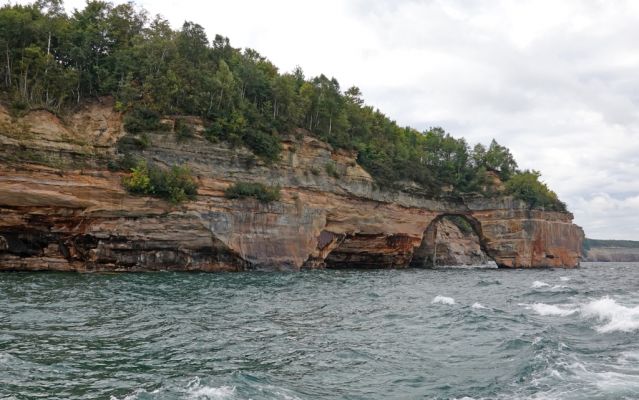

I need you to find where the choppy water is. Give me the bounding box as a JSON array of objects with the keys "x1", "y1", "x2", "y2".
[{"x1": 1, "y1": 263, "x2": 639, "y2": 400}]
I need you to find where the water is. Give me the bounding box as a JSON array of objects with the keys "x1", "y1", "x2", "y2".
[{"x1": 1, "y1": 263, "x2": 639, "y2": 400}]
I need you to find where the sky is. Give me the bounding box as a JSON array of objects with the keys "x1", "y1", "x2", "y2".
[{"x1": 11, "y1": 0, "x2": 639, "y2": 240}]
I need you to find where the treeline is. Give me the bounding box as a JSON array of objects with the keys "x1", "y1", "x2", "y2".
[
  {"x1": 0, "y1": 0, "x2": 566, "y2": 211},
  {"x1": 583, "y1": 239, "x2": 639, "y2": 250}
]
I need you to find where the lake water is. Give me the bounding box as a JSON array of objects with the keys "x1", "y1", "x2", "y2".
[{"x1": 1, "y1": 262, "x2": 639, "y2": 400}]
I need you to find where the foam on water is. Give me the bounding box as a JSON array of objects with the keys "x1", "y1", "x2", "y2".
[
  {"x1": 187, "y1": 378, "x2": 236, "y2": 399},
  {"x1": 3, "y1": 262, "x2": 639, "y2": 400},
  {"x1": 568, "y1": 362, "x2": 639, "y2": 392},
  {"x1": 531, "y1": 281, "x2": 550, "y2": 288},
  {"x1": 560, "y1": 277, "x2": 570, "y2": 282},
  {"x1": 530, "y1": 303, "x2": 578, "y2": 317},
  {"x1": 528, "y1": 296, "x2": 639, "y2": 333},
  {"x1": 432, "y1": 295, "x2": 455, "y2": 305},
  {"x1": 580, "y1": 297, "x2": 639, "y2": 333}
]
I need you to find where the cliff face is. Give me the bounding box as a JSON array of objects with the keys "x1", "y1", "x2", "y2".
[
  {"x1": 0, "y1": 100, "x2": 584, "y2": 271},
  {"x1": 585, "y1": 248, "x2": 639, "y2": 262}
]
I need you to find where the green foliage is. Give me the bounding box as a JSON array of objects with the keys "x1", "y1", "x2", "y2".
[
  {"x1": 505, "y1": 170, "x2": 566, "y2": 212},
  {"x1": 122, "y1": 160, "x2": 198, "y2": 203},
  {"x1": 324, "y1": 162, "x2": 340, "y2": 179},
  {"x1": 116, "y1": 132, "x2": 150, "y2": 151},
  {"x1": 584, "y1": 239, "x2": 639, "y2": 249},
  {"x1": 123, "y1": 108, "x2": 163, "y2": 133},
  {"x1": 0, "y1": 1, "x2": 567, "y2": 211},
  {"x1": 175, "y1": 118, "x2": 195, "y2": 142},
  {"x1": 224, "y1": 182, "x2": 280, "y2": 203},
  {"x1": 107, "y1": 153, "x2": 139, "y2": 172},
  {"x1": 205, "y1": 116, "x2": 280, "y2": 161},
  {"x1": 242, "y1": 129, "x2": 281, "y2": 162},
  {"x1": 447, "y1": 215, "x2": 474, "y2": 235}
]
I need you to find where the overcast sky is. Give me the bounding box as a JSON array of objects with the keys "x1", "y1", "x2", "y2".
[{"x1": 12, "y1": 0, "x2": 639, "y2": 239}]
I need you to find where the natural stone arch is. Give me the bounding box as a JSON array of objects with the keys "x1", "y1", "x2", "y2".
[{"x1": 409, "y1": 213, "x2": 496, "y2": 268}]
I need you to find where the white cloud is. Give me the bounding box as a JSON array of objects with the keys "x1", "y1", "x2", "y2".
[{"x1": 12, "y1": 0, "x2": 639, "y2": 239}]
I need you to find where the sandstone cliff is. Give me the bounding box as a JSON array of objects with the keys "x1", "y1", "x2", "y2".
[
  {"x1": 0, "y1": 100, "x2": 584, "y2": 271},
  {"x1": 585, "y1": 248, "x2": 639, "y2": 262}
]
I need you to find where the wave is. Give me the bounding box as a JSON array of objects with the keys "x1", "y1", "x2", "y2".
[
  {"x1": 560, "y1": 276, "x2": 570, "y2": 282},
  {"x1": 110, "y1": 378, "x2": 236, "y2": 400},
  {"x1": 551, "y1": 285, "x2": 569, "y2": 289},
  {"x1": 432, "y1": 295, "x2": 455, "y2": 305},
  {"x1": 528, "y1": 297, "x2": 639, "y2": 333},
  {"x1": 531, "y1": 281, "x2": 550, "y2": 288},
  {"x1": 568, "y1": 361, "x2": 639, "y2": 392},
  {"x1": 471, "y1": 302, "x2": 487, "y2": 309},
  {"x1": 187, "y1": 378, "x2": 236, "y2": 399},
  {"x1": 530, "y1": 303, "x2": 578, "y2": 317},
  {"x1": 580, "y1": 297, "x2": 639, "y2": 333}
]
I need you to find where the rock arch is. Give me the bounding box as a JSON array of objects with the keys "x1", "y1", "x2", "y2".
[{"x1": 409, "y1": 213, "x2": 495, "y2": 268}]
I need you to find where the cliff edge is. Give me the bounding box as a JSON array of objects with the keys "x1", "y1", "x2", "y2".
[{"x1": 0, "y1": 100, "x2": 584, "y2": 271}]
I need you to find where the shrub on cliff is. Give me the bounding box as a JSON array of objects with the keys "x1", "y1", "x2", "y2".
[
  {"x1": 224, "y1": 182, "x2": 280, "y2": 203},
  {"x1": 123, "y1": 108, "x2": 165, "y2": 133},
  {"x1": 324, "y1": 162, "x2": 340, "y2": 178},
  {"x1": 505, "y1": 170, "x2": 566, "y2": 212},
  {"x1": 123, "y1": 160, "x2": 198, "y2": 204},
  {"x1": 175, "y1": 118, "x2": 195, "y2": 142},
  {"x1": 205, "y1": 116, "x2": 281, "y2": 162}
]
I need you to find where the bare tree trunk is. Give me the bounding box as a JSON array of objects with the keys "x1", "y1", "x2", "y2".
[
  {"x1": 328, "y1": 114, "x2": 332, "y2": 136},
  {"x1": 5, "y1": 45, "x2": 11, "y2": 87},
  {"x1": 45, "y1": 31, "x2": 51, "y2": 104},
  {"x1": 76, "y1": 63, "x2": 81, "y2": 104},
  {"x1": 23, "y1": 66, "x2": 28, "y2": 99}
]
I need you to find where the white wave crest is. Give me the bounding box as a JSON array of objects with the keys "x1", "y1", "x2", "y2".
[
  {"x1": 560, "y1": 276, "x2": 570, "y2": 282},
  {"x1": 551, "y1": 284, "x2": 569, "y2": 290},
  {"x1": 531, "y1": 281, "x2": 550, "y2": 288},
  {"x1": 187, "y1": 377, "x2": 236, "y2": 399},
  {"x1": 531, "y1": 303, "x2": 578, "y2": 317},
  {"x1": 471, "y1": 302, "x2": 486, "y2": 309},
  {"x1": 568, "y1": 361, "x2": 639, "y2": 391},
  {"x1": 110, "y1": 389, "x2": 160, "y2": 400},
  {"x1": 432, "y1": 295, "x2": 455, "y2": 305},
  {"x1": 581, "y1": 297, "x2": 639, "y2": 333},
  {"x1": 527, "y1": 297, "x2": 639, "y2": 333}
]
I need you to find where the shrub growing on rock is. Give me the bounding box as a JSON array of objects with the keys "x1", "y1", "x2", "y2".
[
  {"x1": 123, "y1": 160, "x2": 198, "y2": 204},
  {"x1": 224, "y1": 182, "x2": 280, "y2": 203},
  {"x1": 123, "y1": 108, "x2": 164, "y2": 133},
  {"x1": 324, "y1": 162, "x2": 340, "y2": 178},
  {"x1": 175, "y1": 118, "x2": 195, "y2": 142}
]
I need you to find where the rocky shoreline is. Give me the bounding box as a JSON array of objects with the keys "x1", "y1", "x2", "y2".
[{"x1": 0, "y1": 100, "x2": 584, "y2": 271}]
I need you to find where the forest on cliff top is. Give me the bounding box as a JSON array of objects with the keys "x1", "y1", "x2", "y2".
[{"x1": 0, "y1": 0, "x2": 566, "y2": 211}]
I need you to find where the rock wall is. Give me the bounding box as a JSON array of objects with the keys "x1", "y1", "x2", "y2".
[
  {"x1": 585, "y1": 247, "x2": 639, "y2": 262},
  {"x1": 0, "y1": 100, "x2": 584, "y2": 271}
]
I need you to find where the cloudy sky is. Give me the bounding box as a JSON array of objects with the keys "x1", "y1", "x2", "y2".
[{"x1": 14, "y1": 0, "x2": 639, "y2": 239}]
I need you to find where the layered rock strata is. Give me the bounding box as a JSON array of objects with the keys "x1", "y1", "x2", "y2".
[{"x1": 0, "y1": 100, "x2": 584, "y2": 271}]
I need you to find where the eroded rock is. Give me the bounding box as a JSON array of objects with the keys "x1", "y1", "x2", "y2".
[{"x1": 0, "y1": 102, "x2": 584, "y2": 271}]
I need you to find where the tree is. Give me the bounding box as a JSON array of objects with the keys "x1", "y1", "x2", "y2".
[
  {"x1": 483, "y1": 139, "x2": 518, "y2": 180},
  {"x1": 505, "y1": 170, "x2": 566, "y2": 211}
]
